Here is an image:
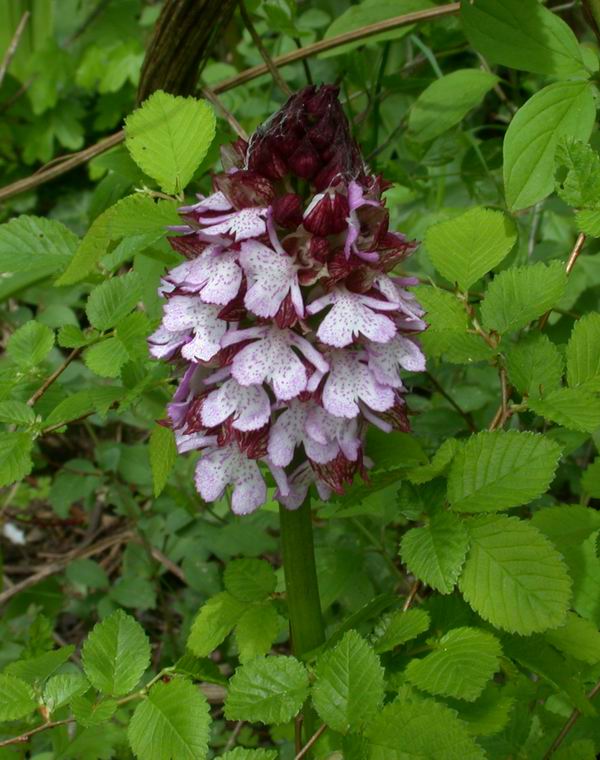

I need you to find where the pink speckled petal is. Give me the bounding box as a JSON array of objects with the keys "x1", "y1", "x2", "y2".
[
  {"x1": 176, "y1": 432, "x2": 217, "y2": 453},
  {"x1": 201, "y1": 207, "x2": 267, "y2": 241},
  {"x1": 322, "y1": 350, "x2": 394, "y2": 418},
  {"x1": 195, "y1": 444, "x2": 266, "y2": 514},
  {"x1": 180, "y1": 190, "x2": 232, "y2": 213},
  {"x1": 177, "y1": 249, "x2": 242, "y2": 305},
  {"x1": 367, "y1": 334, "x2": 425, "y2": 386},
  {"x1": 148, "y1": 325, "x2": 189, "y2": 359},
  {"x1": 239, "y1": 240, "x2": 300, "y2": 318},
  {"x1": 267, "y1": 400, "x2": 309, "y2": 467},
  {"x1": 315, "y1": 290, "x2": 397, "y2": 348},
  {"x1": 305, "y1": 405, "x2": 360, "y2": 462},
  {"x1": 201, "y1": 378, "x2": 271, "y2": 431},
  {"x1": 163, "y1": 297, "x2": 227, "y2": 362}
]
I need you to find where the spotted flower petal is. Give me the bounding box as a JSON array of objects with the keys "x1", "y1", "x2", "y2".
[
  {"x1": 201, "y1": 378, "x2": 271, "y2": 431},
  {"x1": 239, "y1": 240, "x2": 302, "y2": 318},
  {"x1": 195, "y1": 444, "x2": 266, "y2": 514},
  {"x1": 367, "y1": 334, "x2": 426, "y2": 387},
  {"x1": 198, "y1": 207, "x2": 268, "y2": 241},
  {"x1": 322, "y1": 350, "x2": 395, "y2": 418},
  {"x1": 305, "y1": 405, "x2": 360, "y2": 461},
  {"x1": 168, "y1": 247, "x2": 242, "y2": 306},
  {"x1": 163, "y1": 296, "x2": 227, "y2": 362},
  {"x1": 148, "y1": 324, "x2": 189, "y2": 360}
]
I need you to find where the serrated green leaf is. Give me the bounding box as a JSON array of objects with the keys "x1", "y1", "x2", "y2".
[
  {"x1": 505, "y1": 333, "x2": 564, "y2": 398},
  {"x1": 81, "y1": 609, "x2": 150, "y2": 696},
  {"x1": 372, "y1": 608, "x2": 430, "y2": 654},
  {"x1": 409, "y1": 70, "x2": 498, "y2": 144},
  {"x1": 582, "y1": 458, "x2": 600, "y2": 498},
  {"x1": 406, "y1": 439, "x2": 458, "y2": 485},
  {"x1": 366, "y1": 695, "x2": 486, "y2": 759},
  {"x1": 566, "y1": 313, "x2": 600, "y2": 391},
  {"x1": 7, "y1": 321, "x2": 55, "y2": 367},
  {"x1": 425, "y1": 207, "x2": 516, "y2": 290},
  {"x1": 83, "y1": 337, "x2": 130, "y2": 378},
  {"x1": 44, "y1": 388, "x2": 123, "y2": 428},
  {"x1": 545, "y1": 611, "x2": 600, "y2": 664},
  {"x1": 125, "y1": 91, "x2": 216, "y2": 195},
  {"x1": 6, "y1": 646, "x2": 74, "y2": 684},
  {"x1": 555, "y1": 138, "x2": 600, "y2": 208},
  {"x1": 71, "y1": 693, "x2": 118, "y2": 726},
  {"x1": 446, "y1": 683, "x2": 515, "y2": 737},
  {"x1": 149, "y1": 424, "x2": 177, "y2": 497},
  {"x1": 503, "y1": 81, "x2": 595, "y2": 211},
  {"x1": 221, "y1": 749, "x2": 277, "y2": 760},
  {"x1": 459, "y1": 515, "x2": 572, "y2": 634},
  {"x1": 0, "y1": 401, "x2": 36, "y2": 426},
  {"x1": 235, "y1": 602, "x2": 281, "y2": 663},
  {"x1": 86, "y1": 272, "x2": 142, "y2": 331},
  {"x1": 128, "y1": 678, "x2": 210, "y2": 760},
  {"x1": 528, "y1": 388, "x2": 600, "y2": 433},
  {"x1": 531, "y1": 504, "x2": 600, "y2": 550},
  {"x1": 0, "y1": 432, "x2": 34, "y2": 488},
  {"x1": 58, "y1": 324, "x2": 98, "y2": 348},
  {"x1": 447, "y1": 431, "x2": 561, "y2": 513},
  {"x1": 187, "y1": 592, "x2": 248, "y2": 657},
  {"x1": 172, "y1": 653, "x2": 227, "y2": 685},
  {"x1": 400, "y1": 510, "x2": 469, "y2": 593},
  {"x1": 406, "y1": 627, "x2": 502, "y2": 702},
  {"x1": 0, "y1": 673, "x2": 37, "y2": 721},
  {"x1": 224, "y1": 558, "x2": 277, "y2": 603},
  {"x1": 0, "y1": 215, "x2": 77, "y2": 274},
  {"x1": 575, "y1": 208, "x2": 600, "y2": 236},
  {"x1": 43, "y1": 673, "x2": 89, "y2": 713},
  {"x1": 225, "y1": 656, "x2": 309, "y2": 724},
  {"x1": 312, "y1": 631, "x2": 384, "y2": 734},
  {"x1": 461, "y1": 0, "x2": 586, "y2": 77},
  {"x1": 481, "y1": 261, "x2": 568, "y2": 334}
]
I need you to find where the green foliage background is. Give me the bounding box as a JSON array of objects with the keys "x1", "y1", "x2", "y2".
[{"x1": 1, "y1": 0, "x2": 600, "y2": 758}]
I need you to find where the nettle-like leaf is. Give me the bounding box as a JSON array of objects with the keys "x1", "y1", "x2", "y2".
[
  {"x1": 6, "y1": 647, "x2": 74, "y2": 685},
  {"x1": 7, "y1": 320, "x2": 55, "y2": 367},
  {"x1": 575, "y1": 207, "x2": 600, "y2": 236},
  {"x1": 43, "y1": 673, "x2": 89, "y2": 713},
  {"x1": 405, "y1": 627, "x2": 502, "y2": 702},
  {"x1": 125, "y1": 91, "x2": 216, "y2": 195},
  {"x1": 234, "y1": 602, "x2": 281, "y2": 664},
  {"x1": 503, "y1": 81, "x2": 595, "y2": 211},
  {"x1": 447, "y1": 683, "x2": 515, "y2": 738},
  {"x1": 582, "y1": 459, "x2": 600, "y2": 498},
  {"x1": 128, "y1": 678, "x2": 210, "y2": 760},
  {"x1": 504, "y1": 333, "x2": 564, "y2": 398},
  {"x1": 372, "y1": 608, "x2": 431, "y2": 654},
  {"x1": 0, "y1": 432, "x2": 34, "y2": 488},
  {"x1": 461, "y1": 0, "x2": 587, "y2": 78},
  {"x1": 408, "y1": 70, "x2": 498, "y2": 144},
  {"x1": 406, "y1": 439, "x2": 459, "y2": 485},
  {"x1": 458, "y1": 514, "x2": 572, "y2": 634},
  {"x1": 566, "y1": 312, "x2": 600, "y2": 391},
  {"x1": 85, "y1": 271, "x2": 143, "y2": 331},
  {"x1": 528, "y1": 388, "x2": 600, "y2": 433},
  {"x1": 0, "y1": 400, "x2": 36, "y2": 426},
  {"x1": 187, "y1": 592, "x2": 248, "y2": 658},
  {"x1": 71, "y1": 694, "x2": 118, "y2": 727},
  {"x1": 149, "y1": 424, "x2": 177, "y2": 498},
  {"x1": 447, "y1": 430, "x2": 561, "y2": 513},
  {"x1": 0, "y1": 215, "x2": 78, "y2": 274},
  {"x1": 425, "y1": 207, "x2": 516, "y2": 290},
  {"x1": 81, "y1": 609, "x2": 150, "y2": 696},
  {"x1": 555, "y1": 138, "x2": 600, "y2": 208},
  {"x1": 223, "y1": 558, "x2": 277, "y2": 602},
  {"x1": 544, "y1": 611, "x2": 600, "y2": 665},
  {"x1": 366, "y1": 694, "x2": 486, "y2": 760},
  {"x1": 224, "y1": 656, "x2": 309, "y2": 724},
  {"x1": 400, "y1": 510, "x2": 469, "y2": 593},
  {"x1": 43, "y1": 387, "x2": 124, "y2": 429},
  {"x1": 480, "y1": 261, "x2": 568, "y2": 334},
  {"x1": 0, "y1": 673, "x2": 37, "y2": 721},
  {"x1": 312, "y1": 631, "x2": 385, "y2": 734}
]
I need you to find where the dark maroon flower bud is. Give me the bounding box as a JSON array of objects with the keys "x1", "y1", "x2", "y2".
[
  {"x1": 311, "y1": 450, "x2": 363, "y2": 494},
  {"x1": 246, "y1": 138, "x2": 288, "y2": 180},
  {"x1": 303, "y1": 190, "x2": 349, "y2": 236},
  {"x1": 377, "y1": 233, "x2": 419, "y2": 272},
  {"x1": 214, "y1": 170, "x2": 275, "y2": 209},
  {"x1": 168, "y1": 234, "x2": 208, "y2": 259},
  {"x1": 272, "y1": 193, "x2": 303, "y2": 229}
]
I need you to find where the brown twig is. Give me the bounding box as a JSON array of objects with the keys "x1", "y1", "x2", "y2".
[
  {"x1": 488, "y1": 366, "x2": 511, "y2": 431},
  {"x1": 239, "y1": 1, "x2": 292, "y2": 96},
  {"x1": 543, "y1": 678, "x2": 600, "y2": 759},
  {"x1": 0, "y1": 3, "x2": 460, "y2": 204},
  {"x1": 0, "y1": 718, "x2": 73, "y2": 748},
  {"x1": 201, "y1": 85, "x2": 248, "y2": 140},
  {"x1": 27, "y1": 348, "x2": 82, "y2": 407},
  {"x1": 294, "y1": 724, "x2": 327, "y2": 760},
  {"x1": 0, "y1": 11, "x2": 30, "y2": 89},
  {"x1": 402, "y1": 579, "x2": 421, "y2": 611},
  {"x1": 539, "y1": 232, "x2": 586, "y2": 329},
  {"x1": 426, "y1": 372, "x2": 477, "y2": 432}
]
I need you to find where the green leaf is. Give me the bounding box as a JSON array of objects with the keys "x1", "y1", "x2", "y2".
[
  {"x1": 149, "y1": 424, "x2": 177, "y2": 497},
  {"x1": 86, "y1": 272, "x2": 142, "y2": 331},
  {"x1": 320, "y1": 0, "x2": 435, "y2": 58},
  {"x1": 372, "y1": 608, "x2": 430, "y2": 653},
  {"x1": 0, "y1": 400, "x2": 36, "y2": 426},
  {"x1": 566, "y1": 313, "x2": 600, "y2": 391},
  {"x1": 405, "y1": 627, "x2": 502, "y2": 702},
  {"x1": 58, "y1": 324, "x2": 98, "y2": 348},
  {"x1": 400, "y1": 510, "x2": 469, "y2": 593},
  {"x1": 409, "y1": 70, "x2": 498, "y2": 144},
  {"x1": 83, "y1": 337, "x2": 130, "y2": 378},
  {"x1": 128, "y1": 678, "x2": 210, "y2": 760},
  {"x1": 582, "y1": 458, "x2": 600, "y2": 498},
  {"x1": 447, "y1": 431, "x2": 561, "y2": 513},
  {"x1": 555, "y1": 138, "x2": 600, "y2": 208},
  {"x1": 224, "y1": 558, "x2": 277, "y2": 602},
  {"x1": 0, "y1": 432, "x2": 34, "y2": 488},
  {"x1": 71, "y1": 693, "x2": 118, "y2": 726},
  {"x1": 458, "y1": 515, "x2": 572, "y2": 634},
  {"x1": 505, "y1": 333, "x2": 564, "y2": 398},
  {"x1": 312, "y1": 631, "x2": 385, "y2": 734},
  {"x1": 57, "y1": 195, "x2": 178, "y2": 285},
  {"x1": 6, "y1": 647, "x2": 74, "y2": 684},
  {"x1": 480, "y1": 261, "x2": 568, "y2": 334},
  {"x1": 528, "y1": 388, "x2": 600, "y2": 433},
  {"x1": 461, "y1": 0, "x2": 587, "y2": 77},
  {"x1": 575, "y1": 208, "x2": 600, "y2": 236},
  {"x1": 447, "y1": 683, "x2": 515, "y2": 738},
  {"x1": 81, "y1": 609, "x2": 151, "y2": 696},
  {"x1": 235, "y1": 602, "x2": 281, "y2": 663},
  {"x1": 43, "y1": 673, "x2": 89, "y2": 713},
  {"x1": 503, "y1": 81, "x2": 595, "y2": 211},
  {"x1": 225, "y1": 656, "x2": 309, "y2": 724},
  {"x1": 187, "y1": 592, "x2": 248, "y2": 657},
  {"x1": 0, "y1": 215, "x2": 77, "y2": 274},
  {"x1": 0, "y1": 673, "x2": 37, "y2": 721},
  {"x1": 425, "y1": 207, "x2": 516, "y2": 291},
  {"x1": 406, "y1": 439, "x2": 459, "y2": 485},
  {"x1": 125, "y1": 91, "x2": 216, "y2": 195},
  {"x1": 366, "y1": 695, "x2": 486, "y2": 759},
  {"x1": 221, "y1": 750, "x2": 277, "y2": 760},
  {"x1": 7, "y1": 321, "x2": 55, "y2": 367},
  {"x1": 544, "y1": 611, "x2": 600, "y2": 665},
  {"x1": 44, "y1": 388, "x2": 123, "y2": 427}
]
